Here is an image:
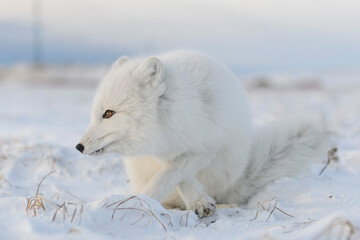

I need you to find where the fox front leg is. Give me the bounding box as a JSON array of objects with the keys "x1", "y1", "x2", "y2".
[
  {"x1": 140, "y1": 153, "x2": 216, "y2": 218},
  {"x1": 139, "y1": 154, "x2": 194, "y2": 202},
  {"x1": 177, "y1": 177, "x2": 216, "y2": 218}
]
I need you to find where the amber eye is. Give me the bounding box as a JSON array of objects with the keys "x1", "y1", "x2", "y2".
[{"x1": 102, "y1": 110, "x2": 115, "y2": 119}]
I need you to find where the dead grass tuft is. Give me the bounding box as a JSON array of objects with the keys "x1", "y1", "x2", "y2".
[
  {"x1": 250, "y1": 198, "x2": 294, "y2": 222},
  {"x1": 25, "y1": 171, "x2": 84, "y2": 224},
  {"x1": 52, "y1": 200, "x2": 84, "y2": 225},
  {"x1": 25, "y1": 171, "x2": 55, "y2": 217},
  {"x1": 106, "y1": 195, "x2": 171, "y2": 231}
]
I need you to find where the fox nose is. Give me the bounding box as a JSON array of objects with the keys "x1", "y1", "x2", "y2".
[{"x1": 76, "y1": 143, "x2": 84, "y2": 153}]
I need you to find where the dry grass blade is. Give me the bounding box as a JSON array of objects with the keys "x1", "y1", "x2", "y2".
[
  {"x1": 293, "y1": 219, "x2": 319, "y2": 225},
  {"x1": 275, "y1": 207, "x2": 294, "y2": 219},
  {"x1": 120, "y1": 208, "x2": 128, "y2": 220},
  {"x1": 53, "y1": 203, "x2": 65, "y2": 221},
  {"x1": 36, "y1": 171, "x2": 56, "y2": 196},
  {"x1": 78, "y1": 205, "x2": 83, "y2": 225},
  {"x1": 25, "y1": 171, "x2": 56, "y2": 217},
  {"x1": 106, "y1": 195, "x2": 137, "y2": 210},
  {"x1": 131, "y1": 214, "x2": 145, "y2": 225},
  {"x1": 180, "y1": 211, "x2": 190, "y2": 227},
  {"x1": 64, "y1": 191, "x2": 82, "y2": 201},
  {"x1": 43, "y1": 198, "x2": 59, "y2": 209},
  {"x1": 143, "y1": 217, "x2": 152, "y2": 228},
  {"x1": 319, "y1": 147, "x2": 339, "y2": 175},
  {"x1": 71, "y1": 208, "x2": 77, "y2": 223},
  {"x1": 110, "y1": 196, "x2": 138, "y2": 219},
  {"x1": 266, "y1": 200, "x2": 278, "y2": 222},
  {"x1": 63, "y1": 203, "x2": 68, "y2": 221},
  {"x1": 250, "y1": 202, "x2": 266, "y2": 221},
  {"x1": 194, "y1": 219, "x2": 216, "y2": 228},
  {"x1": 161, "y1": 213, "x2": 173, "y2": 227},
  {"x1": 264, "y1": 225, "x2": 286, "y2": 231}
]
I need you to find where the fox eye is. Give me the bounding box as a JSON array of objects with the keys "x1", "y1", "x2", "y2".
[{"x1": 103, "y1": 110, "x2": 115, "y2": 119}]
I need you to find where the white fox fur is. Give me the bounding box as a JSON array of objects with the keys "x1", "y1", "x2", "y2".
[{"x1": 78, "y1": 51, "x2": 326, "y2": 218}]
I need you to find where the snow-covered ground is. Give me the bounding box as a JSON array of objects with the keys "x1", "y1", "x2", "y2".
[{"x1": 0, "y1": 65, "x2": 359, "y2": 239}]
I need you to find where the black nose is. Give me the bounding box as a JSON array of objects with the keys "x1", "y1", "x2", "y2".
[{"x1": 76, "y1": 143, "x2": 84, "y2": 153}]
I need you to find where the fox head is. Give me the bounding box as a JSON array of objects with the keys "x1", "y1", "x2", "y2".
[{"x1": 76, "y1": 56, "x2": 166, "y2": 156}]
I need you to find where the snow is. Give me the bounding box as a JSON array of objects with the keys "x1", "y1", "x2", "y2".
[{"x1": 0, "y1": 65, "x2": 359, "y2": 239}]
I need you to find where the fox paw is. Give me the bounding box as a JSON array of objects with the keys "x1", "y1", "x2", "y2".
[{"x1": 193, "y1": 200, "x2": 216, "y2": 218}]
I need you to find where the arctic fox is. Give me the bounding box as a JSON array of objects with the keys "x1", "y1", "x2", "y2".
[{"x1": 76, "y1": 51, "x2": 326, "y2": 218}]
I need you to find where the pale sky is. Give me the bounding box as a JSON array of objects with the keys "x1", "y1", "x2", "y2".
[{"x1": 1, "y1": 0, "x2": 360, "y2": 73}]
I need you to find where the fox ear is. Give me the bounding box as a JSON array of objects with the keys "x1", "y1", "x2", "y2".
[
  {"x1": 136, "y1": 57, "x2": 163, "y2": 88},
  {"x1": 111, "y1": 56, "x2": 128, "y2": 69}
]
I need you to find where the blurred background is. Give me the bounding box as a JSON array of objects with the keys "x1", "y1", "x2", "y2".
[{"x1": 1, "y1": 0, "x2": 359, "y2": 76}]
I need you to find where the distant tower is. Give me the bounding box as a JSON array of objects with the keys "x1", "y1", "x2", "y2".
[{"x1": 32, "y1": 0, "x2": 43, "y2": 66}]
